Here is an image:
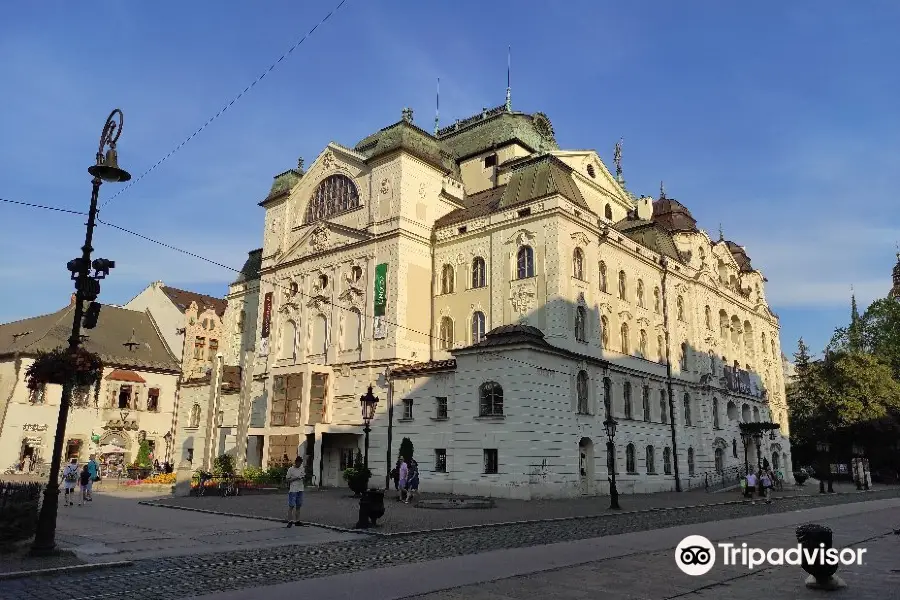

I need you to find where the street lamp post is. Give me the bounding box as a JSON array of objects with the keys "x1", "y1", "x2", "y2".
[
  {"x1": 740, "y1": 431, "x2": 752, "y2": 476},
  {"x1": 753, "y1": 432, "x2": 763, "y2": 473},
  {"x1": 603, "y1": 417, "x2": 620, "y2": 510},
  {"x1": 355, "y1": 386, "x2": 379, "y2": 529},
  {"x1": 816, "y1": 440, "x2": 830, "y2": 494},
  {"x1": 31, "y1": 110, "x2": 130, "y2": 556}
]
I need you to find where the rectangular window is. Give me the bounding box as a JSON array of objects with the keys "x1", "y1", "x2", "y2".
[
  {"x1": 186, "y1": 448, "x2": 194, "y2": 464},
  {"x1": 434, "y1": 449, "x2": 447, "y2": 473},
  {"x1": 340, "y1": 448, "x2": 356, "y2": 471},
  {"x1": 483, "y1": 449, "x2": 499, "y2": 474},
  {"x1": 402, "y1": 398, "x2": 413, "y2": 420},
  {"x1": 483, "y1": 153, "x2": 498, "y2": 168},
  {"x1": 29, "y1": 385, "x2": 45, "y2": 404},
  {"x1": 270, "y1": 374, "x2": 302, "y2": 426},
  {"x1": 194, "y1": 337, "x2": 205, "y2": 359},
  {"x1": 435, "y1": 397, "x2": 448, "y2": 419},
  {"x1": 147, "y1": 388, "x2": 160, "y2": 412},
  {"x1": 458, "y1": 226, "x2": 467, "y2": 234},
  {"x1": 517, "y1": 207, "x2": 531, "y2": 218},
  {"x1": 118, "y1": 385, "x2": 132, "y2": 409},
  {"x1": 208, "y1": 339, "x2": 219, "y2": 361}
]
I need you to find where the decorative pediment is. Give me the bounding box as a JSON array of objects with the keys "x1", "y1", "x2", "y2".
[
  {"x1": 598, "y1": 302, "x2": 613, "y2": 315},
  {"x1": 505, "y1": 228, "x2": 537, "y2": 246},
  {"x1": 654, "y1": 323, "x2": 666, "y2": 332},
  {"x1": 618, "y1": 310, "x2": 633, "y2": 321},
  {"x1": 278, "y1": 221, "x2": 373, "y2": 265},
  {"x1": 278, "y1": 301, "x2": 300, "y2": 314},
  {"x1": 674, "y1": 282, "x2": 689, "y2": 294},
  {"x1": 338, "y1": 286, "x2": 364, "y2": 307},
  {"x1": 306, "y1": 294, "x2": 330, "y2": 314},
  {"x1": 570, "y1": 231, "x2": 590, "y2": 248},
  {"x1": 636, "y1": 316, "x2": 651, "y2": 327},
  {"x1": 704, "y1": 335, "x2": 719, "y2": 348}
]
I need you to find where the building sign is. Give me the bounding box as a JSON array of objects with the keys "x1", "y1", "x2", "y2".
[
  {"x1": 23, "y1": 424, "x2": 48, "y2": 432},
  {"x1": 259, "y1": 291, "x2": 274, "y2": 356},
  {"x1": 373, "y1": 263, "x2": 388, "y2": 339},
  {"x1": 723, "y1": 366, "x2": 765, "y2": 399}
]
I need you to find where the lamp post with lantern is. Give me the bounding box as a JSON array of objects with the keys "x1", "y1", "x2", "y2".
[
  {"x1": 603, "y1": 417, "x2": 620, "y2": 510},
  {"x1": 31, "y1": 110, "x2": 130, "y2": 557},
  {"x1": 740, "y1": 430, "x2": 752, "y2": 476},
  {"x1": 355, "y1": 386, "x2": 379, "y2": 529}
]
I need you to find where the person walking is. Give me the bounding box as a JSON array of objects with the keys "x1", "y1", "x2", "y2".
[
  {"x1": 397, "y1": 458, "x2": 409, "y2": 503},
  {"x1": 79, "y1": 465, "x2": 91, "y2": 506},
  {"x1": 745, "y1": 470, "x2": 758, "y2": 504},
  {"x1": 86, "y1": 455, "x2": 99, "y2": 500},
  {"x1": 391, "y1": 458, "x2": 402, "y2": 494},
  {"x1": 285, "y1": 456, "x2": 305, "y2": 528},
  {"x1": 405, "y1": 458, "x2": 420, "y2": 504},
  {"x1": 761, "y1": 469, "x2": 773, "y2": 503},
  {"x1": 62, "y1": 458, "x2": 79, "y2": 507}
]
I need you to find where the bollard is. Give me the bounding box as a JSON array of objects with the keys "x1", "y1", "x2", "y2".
[{"x1": 795, "y1": 524, "x2": 846, "y2": 590}]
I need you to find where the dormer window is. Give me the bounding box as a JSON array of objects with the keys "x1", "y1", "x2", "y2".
[
  {"x1": 484, "y1": 154, "x2": 498, "y2": 168},
  {"x1": 318, "y1": 274, "x2": 329, "y2": 290}
]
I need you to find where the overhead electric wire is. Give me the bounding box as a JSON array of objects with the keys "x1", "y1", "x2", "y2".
[
  {"x1": 99, "y1": 0, "x2": 349, "y2": 210},
  {"x1": 1, "y1": 194, "x2": 586, "y2": 376},
  {"x1": 0, "y1": 197, "x2": 87, "y2": 215}
]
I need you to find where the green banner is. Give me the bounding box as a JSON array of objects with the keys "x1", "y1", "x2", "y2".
[{"x1": 374, "y1": 263, "x2": 388, "y2": 316}]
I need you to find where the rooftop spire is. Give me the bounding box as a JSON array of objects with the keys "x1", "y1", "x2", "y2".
[
  {"x1": 718, "y1": 223, "x2": 725, "y2": 242},
  {"x1": 614, "y1": 138, "x2": 624, "y2": 184},
  {"x1": 505, "y1": 45, "x2": 512, "y2": 112},
  {"x1": 659, "y1": 180, "x2": 666, "y2": 200},
  {"x1": 434, "y1": 77, "x2": 440, "y2": 135}
]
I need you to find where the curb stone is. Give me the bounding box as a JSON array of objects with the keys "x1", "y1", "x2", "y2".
[
  {"x1": 140, "y1": 488, "x2": 888, "y2": 537},
  {"x1": 0, "y1": 560, "x2": 133, "y2": 581}
]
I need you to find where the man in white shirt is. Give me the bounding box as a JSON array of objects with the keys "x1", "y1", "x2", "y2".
[
  {"x1": 746, "y1": 471, "x2": 758, "y2": 504},
  {"x1": 285, "y1": 456, "x2": 305, "y2": 527}
]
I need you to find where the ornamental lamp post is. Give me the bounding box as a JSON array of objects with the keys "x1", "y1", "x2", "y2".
[
  {"x1": 753, "y1": 432, "x2": 764, "y2": 472},
  {"x1": 816, "y1": 440, "x2": 830, "y2": 494},
  {"x1": 355, "y1": 386, "x2": 379, "y2": 529},
  {"x1": 740, "y1": 430, "x2": 752, "y2": 476},
  {"x1": 603, "y1": 417, "x2": 620, "y2": 510},
  {"x1": 31, "y1": 110, "x2": 130, "y2": 556}
]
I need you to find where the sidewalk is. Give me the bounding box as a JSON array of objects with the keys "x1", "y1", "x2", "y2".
[
  {"x1": 150, "y1": 481, "x2": 871, "y2": 534},
  {"x1": 194, "y1": 497, "x2": 900, "y2": 600}
]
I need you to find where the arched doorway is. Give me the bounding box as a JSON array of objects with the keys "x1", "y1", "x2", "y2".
[{"x1": 579, "y1": 437, "x2": 595, "y2": 495}]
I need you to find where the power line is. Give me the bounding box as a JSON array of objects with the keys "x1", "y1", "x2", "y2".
[
  {"x1": 99, "y1": 0, "x2": 350, "y2": 211},
  {"x1": 0, "y1": 197, "x2": 87, "y2": 215},
  {"x1": 1, "y1": 193, "x2": 592, "y2": 377}
]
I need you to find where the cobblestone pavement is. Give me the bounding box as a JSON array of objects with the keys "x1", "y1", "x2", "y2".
[
  {"x1": 5, "y1": 488, "x2": 898, "y2": 600},
  {"x1": 147, "y1": 480, "x2": 871, "y2": 534},
  {"x1": 404, "y1": 507, "x2": 900, "y2": 600}
]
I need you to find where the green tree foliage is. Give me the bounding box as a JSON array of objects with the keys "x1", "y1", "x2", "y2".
[
  {"x1": 136, "y1": 440, "x2": 151, "y2": 467},
  {"x1": 398, "y1": 437, "x2": 414, "y2": 461},
  {"x1": 830, "y1": 297, "x2": 900, "y2": 379},
  {"x1": 213, "y1": 453, "x2": 235, "y2": 476}
]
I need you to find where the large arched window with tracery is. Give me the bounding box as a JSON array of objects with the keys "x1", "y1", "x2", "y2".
[{"x1": 304, "y1": 174, "x2": 360, "y2": 224}]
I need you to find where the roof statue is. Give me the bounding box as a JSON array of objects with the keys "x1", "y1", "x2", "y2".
[
  {"x1": 614, "y1": 138, "x2": 623, "y2": 182},
  {"x1": 659, "y1": 181, "x2": 666, "y2": 200},
  {"x1": 719, "y1": 223, "x2": 725, "y2": 242},
  {"x1": 401, "y1": 107, "x2": 414, "y2": 124}
]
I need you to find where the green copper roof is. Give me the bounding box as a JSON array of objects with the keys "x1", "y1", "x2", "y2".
[
  {"x1": 354, "y1": 120, "x2": 459, "y2": 176},
  {"x1": 500, "y1": 154, "x2": 587, "y2": 209},
  {"x1": 268, "y1": 168, "x2": 303, "y2": 198},
  {"x1": 437, "y1": 108, "x2": 559, "y2": 161}
]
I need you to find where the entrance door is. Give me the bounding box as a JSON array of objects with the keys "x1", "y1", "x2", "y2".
[{"x1": 579, "y1": 437, "x2": 594, "y2": 495}]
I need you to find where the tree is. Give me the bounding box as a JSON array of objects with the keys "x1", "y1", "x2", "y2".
[
  {"x1": 398, "y1": 437, "x2": 414, "y2": 461},
  {"x1": 819, "y1": 351, "x2": 900, "y2": 429},
  {"x1": 830, "y1": 297, "x2": 900, "y2": 379},
  {"x1": 136, "y1": 440, "x2": 151, "y2": 468}
]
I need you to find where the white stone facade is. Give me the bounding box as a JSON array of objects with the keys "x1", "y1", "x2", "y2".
[{"x1": 204, "y1": 105, "x2": 793, "y2": 498}]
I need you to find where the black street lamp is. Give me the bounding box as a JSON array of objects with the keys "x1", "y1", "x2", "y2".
[
  {"x1": 31, "y1": 110, "x2": 130, "y2": 556},
  {"x1": 753, "y1": 432, "x2": 764, "y2": 472},
  {"x1": 355, "y1": 386, "x2": 379, "y2": 529},
  {"x1": 740, "y1": 430, "x2": 752, "y2": 476},
  {"x1": 816, "y1": 440, "x2": 831, "y2": 494},
  {"x1": 603, "y1": 417, "x2": 620, "y2": 510}
]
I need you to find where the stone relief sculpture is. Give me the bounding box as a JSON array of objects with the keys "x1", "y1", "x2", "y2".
[
  {"x1": 511, "y1": 286, "x2": 536, "y2": 315},
  {"x1": 310, "y1": 227, "x2": 329, "y2": 253},
  {"x1": 321, "y1": 152, "x2": 335, "y2": 170}
]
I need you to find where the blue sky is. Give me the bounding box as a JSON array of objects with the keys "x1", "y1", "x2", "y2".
[{"x1": 2, "y1": 1, "x2": 898, "y2": 358}]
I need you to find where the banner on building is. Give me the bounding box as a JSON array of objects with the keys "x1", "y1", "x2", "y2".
[
  {"x1": 373, "y1": 263, "x2": 388, "y2": 317},
  {"x1": 259, "y1": 291, "x2": 274, "y2": 356}
]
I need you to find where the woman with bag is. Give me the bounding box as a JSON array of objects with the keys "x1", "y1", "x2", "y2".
[{"x1": 61, "y1": 458, "x2": 79, "y2": 507}]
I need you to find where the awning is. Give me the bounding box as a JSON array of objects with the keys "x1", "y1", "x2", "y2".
[{"x1": 105, "y1": 369, "x2": 146, "y2": 383}]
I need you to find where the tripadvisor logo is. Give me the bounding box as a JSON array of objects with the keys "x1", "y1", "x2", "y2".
[{"x1": 675, "y1": 535, "x2": 867, "y2": 575}]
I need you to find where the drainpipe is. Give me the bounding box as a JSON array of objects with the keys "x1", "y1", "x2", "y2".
[
  {"x1": 384, "y1": 366, "x2": 394, "y2": 490},
  {"x1": 660, "y1": 256, "x2": 682, "y2": 492},
  {"x1": 430, "y1": 235, "x2": 436, "y2": 363}
]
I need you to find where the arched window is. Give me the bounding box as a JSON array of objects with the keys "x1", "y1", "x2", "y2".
[
  {"x1": 698, "y1": 246, "x2": 706, "y2": 264},
  {"x1": 517, "y1": 246, "x2": 534, "y2": 279},
  {"x1": 658, "y1": 335, "x2": 665, "y2": 363},
  {"x1": 676, "y1": 296, "x2": 685, "y2": 321},
  {"x1": 771, "y1": 338, "x2": 776, "y2": 357},
  {"x1": 727, "y1": 401, "x2": 738, "y2": 420},
  {"x1": 708, "y1": 351, "x2": 715, "y2": 375},
  {"x1": 680, "y1": 342, "x2": 689, "y2": 371},
  {"x1": 600, "y1": 315, "x2": 609, "y2": 349},
  {"x1": 720, "y1": 310, "x2": 729, "y2": 339},
  {"x1": 441, "y1": 264, "x2": 455, "y2": 294},
  {"x1": 687, "y1": 447, "x2": 695, "y2": 476},
  {"x1": 653, "y1": 287, "x2": 661, "y2": 313},
  {"x1": 733, "y1": 438, "x2": 738, "y2": 458},
  {"x1": 351, "y1": 265, "x2": 363, "y2": 282},
  {"x1": 772, "y1": 451, "x2": 780, "y2": 470},
  {"x1": 663, "y1": 447, "x2": 672, "y2": 475},
  {"x1": 620, "y1": 323, "x2": 629, "y2": 354},
  {"x1": 439, "y1": 317, "x2": 454, "y2": 350},
  {"x1": 304, "y1": 174, "x2": 360, "y2": 223},
  {"x1": 618, "y1": 271, "x2": 627, "y2": 300},
  {"x1": 575, "y1": 306, "x2": 586, "y2": 342},
  {"x1": 626, "y1": 444, "x2": 636, "y2": 473},
  {"x1": 623, "y1": 381, "x2": 632, "y2": 419},
  {"x1": 343, "y1": 309, "x2": 362, "y2": 351},
  {"x1": 603, "y1": 376, "x2": 612, "y2": 417},
  {"x1": 577, "y1": 371, "x2": 590, "y2": 414},
  {"x1": 318, "y1": 274, "x2": 329, "y2": 291},
  {"x1": 471, "y1": 312, "x2": 486, "y2": 344},
  {"x1": 289, "y1": 281, "x2": 299, "y2": 297},
  {"x1": 642, "y1": 385, "x2": 651, "y2": 421},
  {"x1": 752, "y1": 406, "x2": 760, "y2": 422},
  {"x1": 479, "y1": 381, "x2": 503, "y2": 416},
  {"x1": 281, "y1": 320, "x2": 297, "y2": 360},
  {"x1": 714, "y1": 448, "x2": 724, "y2": 473},
  {"x1": 604, "y1": 204, "x2": 613, "y2": 220},
  {"x1": 311, "y1": 315, "x2": 328, "y2": 355},
  {"x1": 704, "y1": 306, "x2": 711, "y2": 329},
  {"x1": 742, "y1": 403, "x2": 751, "y2": 422},
  {"x1": 599, "y1": 262, "x2": 608, "y2": 292},
  {"x1": 471, "y1": 257, "x2": 486, "y2": 288},
  {"x1": 713, "y1": 398, "x2": 720, "y2": 428},
  {"x1": 639, "y1": 329, "x2": 648, "y2": 358},
  {"x1": 761, "y1": 332, "x2": 767, "y2": 355},
  {"x1": 637, "y1": 280, "x2": 645, "y2": 307},
  {"x1": 660, "y1": 390, "x2": 668, "y2": 424},
  {"x1": 189, "y1": 404, "x2": 201, "y2": 428},
  {"x1": 645, "y1": 446, "x2": 655, "y2": 474},
  {"x1": 683, "y1": 393, "x2": 692, "y2": 426},
  {"x1": 573, "y1": 248, "x2": 584, "y2": 279}
]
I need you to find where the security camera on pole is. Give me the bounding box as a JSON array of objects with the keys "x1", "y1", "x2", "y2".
[{"x1": 31, "y1": 109, "x2": 130, "y2": 556}]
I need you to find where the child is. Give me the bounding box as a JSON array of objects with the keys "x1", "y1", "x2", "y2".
[
  {"x1": 61, "y1": 458, "x2": 79, "y2": 506},
  {"x1": 79, "y1": 465, "x2": 91, "y2": 506}
]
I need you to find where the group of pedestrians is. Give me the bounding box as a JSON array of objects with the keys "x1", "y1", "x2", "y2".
[
  {"x1": 391, "y1": 456, "x2": 419, "y2": 503},
  {"x1": 60, "y1": 456, "x2": 99, "y2": 506},
  {"x1": 741, "y1": 467, "x2": 779, "y2": 504}
]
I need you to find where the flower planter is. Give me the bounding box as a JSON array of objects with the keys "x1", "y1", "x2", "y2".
[
  {"x1": 796, "y1": 524, "x2": 841, "y2": 588},
  {"x1": 348, "y1": 475, "x2": 369, "y2": 497}
]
